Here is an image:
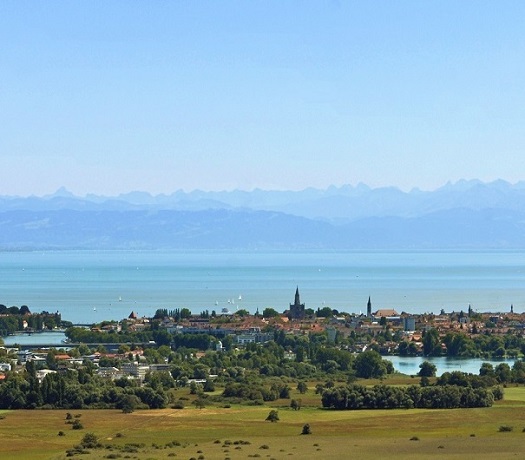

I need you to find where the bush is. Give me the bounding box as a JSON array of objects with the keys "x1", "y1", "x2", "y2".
[
  {"x1": 301, "y1": 424, "x2": 311, "y2": 435},
  {"x1": 81, "y1": 432, "x2": 99, "y2": 449},
  {"x1": 172, "y1": 401, "x2": 185, "y2": 409},
  {"x1": 71, "y1": 420, "x2": 83, "y2": 430},
  {"x1": 265, "y1": 410, "x2": 279, "y2": 423},
  {"x1": 499, "y1": 425, "x2": 513, "y2": 432}
]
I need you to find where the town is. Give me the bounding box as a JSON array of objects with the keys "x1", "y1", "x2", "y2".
[
  {"x1": 2, "y1": 288, "x2": 525, "y2": 460},
  {"x1": 2, "y1": 288, "x2": 525, "y2": 387}
]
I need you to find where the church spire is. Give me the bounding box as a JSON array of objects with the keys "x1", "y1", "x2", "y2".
[
  {"x1": 295, "y1": 286, "x2": 300, "y2": 306},
  {"x1": 290, "y1": 286, "x2": 305, "y2": 320},
  {"x1": 367, "y1": 296, "x2": 372, "y2": 317}
]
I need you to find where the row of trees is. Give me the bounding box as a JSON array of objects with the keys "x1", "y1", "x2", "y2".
[
  {"x1": 222, "y1": 380, "x2": 291, "y2": 402},
  {"x1": 0, "y1": 311, "x2": 63, "y2": 335},
  {"x1": 0, "y1": 361, "x2": 170, "y2": 411},
  {"x1": 64, "y1": 326, "x2": 154, "y2": 344},
  {"x1": 420, "y1": 328, "x2": 525, "y2": 358},
  {"x1": 321, "y1": 383, "x2": 499, "y2": 410},
  {"x1": 0, "y1": 305, "x2": 31, "y2": 315}
]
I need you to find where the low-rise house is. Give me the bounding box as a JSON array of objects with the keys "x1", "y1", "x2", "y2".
[
  {"x1": 235, "y1": 328, "x2": 273, "y2": 345},
  {"x1": 0, "y1": 362, "x2": 12, "y2": 372},
  {"x1": 121, "y1": 362, "x2": 149, "y2": 381},
  {"x1": 149, "y1": 363, "x2": 170, "y2": 372},
  {"x1": 97, "y1": 367, "x2": 122, "y2": 379},
  {"x1": 284, "y1": 350, "x2": 296, "y2": 360},
  {"x1": 36, "y1": 369, "x2": 56, "y2": 383},
  {"x1": 16, "y1": 350, "x2": 32, "y2": 363},
  {"x1": 373, "y1": 309, "x2": 399, "y2": 318}
]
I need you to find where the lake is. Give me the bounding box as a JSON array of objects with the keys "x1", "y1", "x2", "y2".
[
  {"x1": 1, "y1": 249, "x2": 524, "y2": 324},
  {"x1": 2, "y1": 331, "x2": 67, "y2": 347},
  {"x1": 385, "y1": 355, "x2": 516, "y2": 377}
]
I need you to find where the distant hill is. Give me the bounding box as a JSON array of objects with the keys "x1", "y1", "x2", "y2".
[{"x1": 1, "y1": 180, "x2": 525, "y2": 249}]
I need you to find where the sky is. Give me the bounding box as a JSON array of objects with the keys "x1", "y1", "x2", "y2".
[{"x1": 1, "y1": 1, "x2": 525, "y2": 196}]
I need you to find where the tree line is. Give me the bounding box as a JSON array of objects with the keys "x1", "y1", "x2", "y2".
[
  {"x1": 0, "y1": 361, "x2": 170, "y2": 411},
  {"x1": 321, "y1": 382, "x2": 500, "y2": 410}
]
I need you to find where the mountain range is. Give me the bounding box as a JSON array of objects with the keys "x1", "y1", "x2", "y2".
[{"x1": 1, "y1": 180, "x2": 525, "y2": 250}]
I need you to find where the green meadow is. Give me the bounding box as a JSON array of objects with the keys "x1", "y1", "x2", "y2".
[{"x1": 2, "y1": 386, "x2": 525, "y2": 459}]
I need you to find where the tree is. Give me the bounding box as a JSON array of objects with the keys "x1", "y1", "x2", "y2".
[
  {"x1": 354, "y1": 350, "x2": 387, "y2": 379},
  {"x1": 422, "y1": 328, "x2": 441, "y2": 356},
  {"x1": 495, "y1": 363, "x2": 512, "y2": 383},
  {"x1": 297, "y1": 381, "x2": 308, "y2": 394},
  {"x1": 262, "y1": 308, "x2": 280, "y2": 318},
  {"x1": 290, "y1": 399, "x2": 301, "y2": 410},
  {"x1": 266, "y1": 409, "x2": 279, "y2": 422},
  {"x1": 418, "y1": 361, "x2": 437, "y2": 377},
  {"x1": 316, "y1": 306, "x2": 334, "y2": 318},
  {"x1": 118, "y1": 344, "x2": 131, "y2": 354},
  {"x1": 203, "y1": 379, "x2": 215, "y2": 392},
  {"x1": 301, "y1": 423, "x2": 311, "y2": 435},
  {"x1": 80, "y1": 432, "x2": 99, "y2": 449},
  {"x1": 193, "y1": 398, "x2": 206, "y2": 409},
  {"x1": 72, "y1": 419, "x2": 83, "y2": 430},
  {"x1": 117, "y1": 394, "x2": 140, "y2": 413}
]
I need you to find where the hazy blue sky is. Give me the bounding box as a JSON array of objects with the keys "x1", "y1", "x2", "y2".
[{"x1": 2, "y1": 1, "x2": 525, "y2": 196}]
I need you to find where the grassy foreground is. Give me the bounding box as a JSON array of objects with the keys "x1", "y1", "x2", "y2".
[{"x1": 2, "y1": 388, "x2": 525, "y2": 459}]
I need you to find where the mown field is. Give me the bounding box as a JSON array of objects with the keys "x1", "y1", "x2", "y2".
[{"x1": 2, "y1": 386, "x2": 525, "y2": 459}]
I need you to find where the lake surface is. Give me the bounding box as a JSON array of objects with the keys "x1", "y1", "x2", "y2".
[
  {"x1": 1, "y1": 249, "x2": 524, "y2": 324},
  {"x1": 385, "y1": 355, "x2": 516, "y2": 377},
  {"x1": 2, "y1": 331, "x2": 67, "y2": 347}
]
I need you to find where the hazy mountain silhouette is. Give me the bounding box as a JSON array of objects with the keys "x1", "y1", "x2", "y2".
[{"x1": 1, "y1": 180, "x2": 525, "y2": 249}]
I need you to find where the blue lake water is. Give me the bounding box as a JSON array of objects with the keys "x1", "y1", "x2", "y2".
[
  {"x1": 1, "y1": 249, "x2": 524, "y2": 324},
  {"x1": 2, "y1": 331, "x2": 67, "y2": 347},
  {"x1": 385, "y1": 356, "x2": 516, "y2": 377}
]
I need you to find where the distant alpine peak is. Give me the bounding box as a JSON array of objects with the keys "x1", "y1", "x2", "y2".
[{"x1": 48, "y1": 186, "x2": 76, "y2": 198}]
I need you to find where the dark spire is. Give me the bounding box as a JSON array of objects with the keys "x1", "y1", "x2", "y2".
[
  {"x1": 295, "y1": 286, "x2": 300, "y2": 306},
  {"x1": 367, "y1": 296, "x2": 372, "y2": 317}
]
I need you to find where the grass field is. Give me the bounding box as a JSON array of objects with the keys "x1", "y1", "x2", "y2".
[{"x1": 2, "y1": 387, "x2": 525, "y2": 459}]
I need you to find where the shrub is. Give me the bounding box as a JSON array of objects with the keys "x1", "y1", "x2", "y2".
[
  {"x1": 265, "y1": 410, "x2": 279, "y2": 423},
  {"x1": 499, "y1": 425, "x2": 513, "y2": 432},
  {"x1": 301, "y1": 424, "x2": 311, "y2": 435},
  {"x1": 81, "y1": 432, "x2": 99, "y2": 449},
  {"x1": 72, "y1": 420, "x2": 83, "y2": 430}
]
